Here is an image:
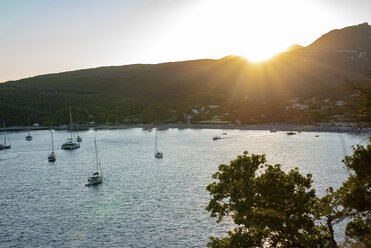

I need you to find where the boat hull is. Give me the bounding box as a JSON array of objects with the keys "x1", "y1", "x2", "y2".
[
  {"x1": 154, "y1": 152, "x2": 163, "y2": 158},
  {"x1": 61, "y1": 143, "x2": 80, "y2": 150},
  {"x1": 85, "y1": 176, "x2": 103, "y2": 186},
  {"x1": 48, "y1": 153, "x2": 56, "y2": 162}
]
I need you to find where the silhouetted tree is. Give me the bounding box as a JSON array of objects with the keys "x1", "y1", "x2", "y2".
[
  {"x1": 206, "y1": 146, "x2": 371, "y2": 247},
  {"x1": 206, "y1": 152, "x2": 333, "y2": 247}
]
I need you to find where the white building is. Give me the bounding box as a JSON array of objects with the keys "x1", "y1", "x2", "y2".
[{"x1": 292, "y1": 103, "x2": 309, "y2": 110}]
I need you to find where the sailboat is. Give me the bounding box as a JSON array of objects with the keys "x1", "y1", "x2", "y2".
[
  {"x1": 154, "y1": 129, "x2": 163, "y2": 158},
  {"x1": 2, "y1": 122, "x2": 11, "y2": 149},
  {"x1": 25, "y1": 118, "x2": 32, "y2": 141},
  {"x1": 61, "y1": 107, "x2": 80, "y2": 150},
  {"x1": 76, "y1": 120, "x2": 82, "y2": 142},
  {"x1": 48, "y1": 127, "x2": 56, "y2": 162},
  {"x1": 85, "y1": 138, "x2": 103, "y2": 186}
]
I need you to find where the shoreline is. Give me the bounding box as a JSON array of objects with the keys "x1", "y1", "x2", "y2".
[{"x1": 4, "y1": 123, "x2": 370, "y2": 134}]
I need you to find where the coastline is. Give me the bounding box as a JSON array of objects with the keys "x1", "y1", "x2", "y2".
[{"x1": 4, "y1": 123, "x2": 370, "y2": 134}]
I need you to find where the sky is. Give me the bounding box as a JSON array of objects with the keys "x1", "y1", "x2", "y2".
[{"x1": 0, "y1": 0, "x2": 370, "y2": 82}]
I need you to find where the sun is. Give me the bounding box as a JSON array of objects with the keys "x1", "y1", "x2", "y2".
[
  {"x1": 234, "y1": 38, "x2": 286, "y2": 62},
  {"x1": 181, "y1": 0, "x2": 293, "y2": 63},
  {"x1": 239, "y1": 48, "x2": 279, "y2": 63}
]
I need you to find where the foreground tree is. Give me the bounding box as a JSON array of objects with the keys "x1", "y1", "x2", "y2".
[
  {"x1": 338, "y1": 143, "x2": 370, "y2": 247},
  {"x1": 318, "y1": 142, "x2": 370, "y2": 247},
  {"x1": 206, "y1": 144, "x2": 371, "y2": 247},
  {"x1": 206, "y1": 152, "x2": 334, "y2": 247}
]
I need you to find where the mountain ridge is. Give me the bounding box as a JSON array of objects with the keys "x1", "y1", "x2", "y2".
[{"x1": 1, "y1": 23, "x2": 370, "y2": 125}]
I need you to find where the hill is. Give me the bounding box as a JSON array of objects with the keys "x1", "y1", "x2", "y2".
[{"x1": 1, "y1": 23, "x2": 370, "y2": 125}]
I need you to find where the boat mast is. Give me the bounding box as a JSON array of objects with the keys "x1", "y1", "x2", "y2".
[
  {"x1": 69, "y1": 107, "x2": 73, "y2": 140},
  {"x1": 28, "y1": 118, "x2": 31, "y2": 136},
  {"x1": 94, "y1": 137, "x2": 100, "y2": 174},
  {"x1": 155, "y1": 129, "x2": 158, "y2": 152},
  {"x1": 76, "y1": 119, "x2": 79, "y2": 136},
  {"x1": 3, "y1": 122, "x2": 6, "y2": 145},
  {"x1": 51, "y1": 127, "x2": 55, "y2": 153}
]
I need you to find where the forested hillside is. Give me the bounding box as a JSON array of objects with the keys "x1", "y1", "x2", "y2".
[{"x1": 1, "y1": 23, "x2": 370, "y2": 125}]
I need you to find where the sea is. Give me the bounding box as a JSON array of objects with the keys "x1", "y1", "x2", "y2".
[{"x1": 0, "y1": 128, "x2": 368, "y2": 247}]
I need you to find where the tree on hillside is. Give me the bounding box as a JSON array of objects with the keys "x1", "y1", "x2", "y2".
[
  {"x1": 95, "y1": 113, "x2": 107, "y2": 124},
  {"x1": 348, "y1": 69, "x2": 371, "y2": 125},
  {"x1": 206, "y1": 146, "x2": 371, "y2": 247}
]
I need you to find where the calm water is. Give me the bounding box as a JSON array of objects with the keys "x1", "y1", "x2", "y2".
[{"x1": 0, "y1": 128, "x2": 368, "y2": 247}]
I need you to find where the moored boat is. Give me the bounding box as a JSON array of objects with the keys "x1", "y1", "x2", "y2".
[
  {"x1": 25, "y1": 118, "x2": 32, "y2": 141},
  {"x1": 61, "y1": 107, "x2": 80, "y2": 150},
  {"x1": 48, "y1": 127, "x2": 56, "y2": 162},
  {"x1": 2, "y1": 123, "x2": 11, "y2": 149},
  {"x1": 85, "y1": 138, "x2": 103, "y2": 186},
  {"x1": 154, "y1": 129, "x2": 163, "y2": 158},
  {"x1": 61, "y1": 138, "x2": 80, "y2": 150}
]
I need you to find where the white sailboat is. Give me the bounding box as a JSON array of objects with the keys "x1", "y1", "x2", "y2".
[
  {"x1": 61, "y1": 107, "x2": 80, "y2": 150},
  {"x1": 154, "y1": 129, "x2": 163, "y2": 158},
  {"x1": 25, "y1": 118, "x2": 33, "y2": 141},
  {"x1": 76, "y1": 121, "x2": 82, "y2": 142},
  {"x1": 85, "y1": 138, "x2": 103, "y2": 186},
  {"x1": 48, "y1": 127, "x2": 56, "y2": 162},
  {"x1": 2, "y1": 122, "x2": 11, "y2": 149}
]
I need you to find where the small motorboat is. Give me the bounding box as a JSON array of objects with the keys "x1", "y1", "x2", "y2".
[
  {"x1": 213, "y1": 136, "x2": 221, "y2": 140},
  {"x1": 287, "y1": 131, "x2": 296, "y2": 135}
]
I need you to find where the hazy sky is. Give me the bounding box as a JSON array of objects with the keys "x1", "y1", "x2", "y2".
[{"x1": 0, "y1": 0, "x2": 370, "y2": 82}]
